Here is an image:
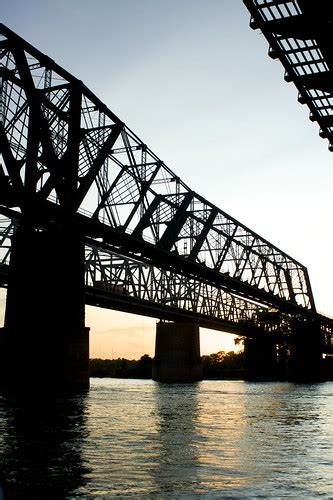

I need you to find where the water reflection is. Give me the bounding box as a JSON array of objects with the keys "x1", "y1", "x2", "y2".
[
  {"x1": 1, "y1": 380, "x2": 332, "y2": 497},
  {"x1": 242, "y1": 383, "x2": 321, "y2": 440},
  {"x1": 238, "y1": 383, "x2": 327, "y2": 496},
  {"x1": 0, "y1": 392, "x2": 90, "y2": 498},
  {"x1": 152, "y1": 382, "x2": 200, "y2": 494},
  {"x1": 194, "y1": 381, "x2": 251, "y2": 492}
]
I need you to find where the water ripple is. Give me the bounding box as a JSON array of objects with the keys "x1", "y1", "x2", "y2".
[{"x1": 0, "y1": 380, "x2": 333, "y2": 497}]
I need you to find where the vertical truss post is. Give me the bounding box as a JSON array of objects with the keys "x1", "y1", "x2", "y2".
[
  {"x1": 98, "y1": 111, "x2": 108, "y2": 222},
  {"x1": 189, "y1": 198, "x2": 195, "y2": 253},
  {"x1": 176, "y1": 176, "x2": 180, "y2": 204},
  {"x1": 43, "y1": 68, "x2": 51, "y2": 121},
  {"x1": 140, "y1": 144, "x2": 147, "y2": 219},
  {"x1": 44, "y1": 68, "x2": 52, "y2": 91},
  {"x1": 0, "y1": 77, "x2": 7, "y2": 124},
  {"x1": 155, "y1": 203, "x2": 160, "y2": 242}
]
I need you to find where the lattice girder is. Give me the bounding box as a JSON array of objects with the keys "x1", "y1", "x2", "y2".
[
  {"x1": 0, "y1": 23, "x2": 315, "y2": 313},
  {"x1": 0, "y1": 213, "x2": 331, "y2": 347}
]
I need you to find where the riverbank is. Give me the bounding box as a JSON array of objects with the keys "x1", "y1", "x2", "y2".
[{"x1": 90, "y1": 351, "x2": 246, "y2": 379}]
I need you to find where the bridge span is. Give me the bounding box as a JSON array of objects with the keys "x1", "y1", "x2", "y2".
[{"x1": 0, "y1": 20, "x2": 332, "y2": 391}]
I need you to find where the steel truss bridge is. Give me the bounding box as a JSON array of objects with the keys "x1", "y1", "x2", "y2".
[{"x1": 0, "y1": 19, "x2": 332, "y2": 351}]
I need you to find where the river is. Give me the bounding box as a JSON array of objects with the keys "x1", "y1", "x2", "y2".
[{"x1": 0, "y1": 379, "x2": 333, "y2": 497}]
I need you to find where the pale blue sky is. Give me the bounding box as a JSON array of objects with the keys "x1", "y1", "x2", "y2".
[{"x1": 2, "y1": 1, "x2": 333, "y2": 357}]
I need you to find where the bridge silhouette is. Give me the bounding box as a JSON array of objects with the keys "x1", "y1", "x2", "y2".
[{"x1": 0, "y1": 8, "x2": 332, "y2": 391}]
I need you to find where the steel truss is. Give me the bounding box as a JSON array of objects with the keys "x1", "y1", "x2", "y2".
[
  {"x1": 244, "y1": 0, "x2": 333, "y2": 151},
  {"x1": 0, "y1": 213, "x2": 331, "y2": 348},
  {"x1": 84, "y1": 243, "x2": 333, "y2": 349},
  {"x1": 84, "y1": 241, "x2": 261, "y2": 331},
  {"x1": 0, "y1": 23, "x2": 317, "y2": 316}
]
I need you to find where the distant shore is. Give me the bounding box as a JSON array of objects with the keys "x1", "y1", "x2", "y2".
[{"x1": 90, "y1": 351, "x2": 245, "y2": 379}]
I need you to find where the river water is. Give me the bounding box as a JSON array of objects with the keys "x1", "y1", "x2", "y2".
[{"x1": 0, "y1": 379, "x2": 333, "y2": 498}]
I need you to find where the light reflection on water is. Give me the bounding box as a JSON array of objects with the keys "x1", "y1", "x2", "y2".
[{"x1": 0, "y1": 380, "x2": 333, "y2": 497}]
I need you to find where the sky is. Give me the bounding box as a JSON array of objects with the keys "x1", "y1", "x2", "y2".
[{"x1": 2, "y1": 0, "x2": 333, "y2": 359}]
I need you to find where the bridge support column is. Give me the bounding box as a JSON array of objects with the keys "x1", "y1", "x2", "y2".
[
  {"x1": 244, "y1": 336, "x2": 278, "y2": 381},
  {"x1": 288, "y1": 319, "x2": 323, "y2": 382},
  {"x1": 2, "y1": 226, "x2": 89, "y2": 393},
  {"x1": 152, "y1": 322, "x2": 202, "y2": 382}
]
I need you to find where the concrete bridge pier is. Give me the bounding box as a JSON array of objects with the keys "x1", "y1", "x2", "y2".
[
  {"x1": 244, "y1": 336, "x2": 278, "y2": 381},
  {"x1": 288, "y1": 319, "x2": 323, "y2": 382},
  {"x1": 152, "y1": 321, "x2": 202, "y2": 382},
  {"x1": 1, "y1": 225, "x2": 89, "y2": 393}
]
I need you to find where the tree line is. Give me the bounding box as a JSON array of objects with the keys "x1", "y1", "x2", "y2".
[{"x1": 90, "y1": 350, "x2": 245, "y2": 379}]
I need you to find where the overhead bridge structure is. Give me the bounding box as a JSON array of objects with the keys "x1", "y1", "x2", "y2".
[
  {"x1": 0, "y1": 21, "x2": 332, "y2": 391},
  {"x1": 244, "y1": 0, "x2": 333, "y2": 152}
]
